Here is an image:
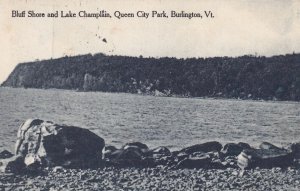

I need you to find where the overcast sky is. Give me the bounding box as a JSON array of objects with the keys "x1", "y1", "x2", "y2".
[{"x1": 0, "y1": 0, "x2": 300, "y2": 83}]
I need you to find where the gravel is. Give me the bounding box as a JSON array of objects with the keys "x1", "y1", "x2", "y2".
[{"x1": 1, "y1": 167, "x2": 300, "y2": 190}]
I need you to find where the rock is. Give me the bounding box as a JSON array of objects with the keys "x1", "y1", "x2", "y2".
[
  {"x1": 53, "y1": 166, "x2": 65, "y2": 173},
  {"x1": 175, "y1": 152, "x2": 189, "y2": 161},
  {"x1": 179, "y1": 141, "x2": 222, "y2": 155},
  {"x1": 114, "y1": 148, "x2": 143, "y2": 161},
  {"x1": 224, "y1": 156, "x2": 237, "y2": 167},
  {"x1": 0, "y1": 155, "x2": 25, "y2": 173},
  {"x1": 154, "y1": 156, "x2": 174, "y2": 166},
  {"x1": 238, "y1": 142, "x2": 251, "y2": 149},
  {"x1": 15, "y1": 119, "x2": 105, "y2": 168},
  {"x1": 176, "y1": 153, "x2": 211, "y2": 169},
  {"x1": 221, "y1": 143, "x2": 251, "y2": 157},
  {"x1": 259, "y1": 142, "x2": 281, "y2": 150},
  {"x1": 237, "y1": 148, "x2": 294, "y2": 169},
  {"x1": 209, "y1": 159, "x2": 226, "y2": 169},
  {"x1": 150, "y1": 146, "x2": 171, "y2": 158},
  {"x1": 103, "y1": 146, "x2": 118, "y2": 159},
  {"x1": 104, "y1": 145, "x2": 118, "y2": 152},
  {"x1": 171, "y1": 150, "x2": 180, "y2": 156},
  {"x1": 24, "y1": 153, "x2": 42, "y2": 166},
  {"x1": 0, "y1": 150, "x2": 13, "y2": 159},
  {"x1": 206, "y1": 151, "x2": 220, "y2": 160},
  {"x1": 104, "y1": 142, "x2": 153, "y2": 167},
  {"x1": 104, "y1": 149, "x2": 122, "y2": 161},
  {"x1": 146, "y1": 146, "x2": 173, "y2": 166},
  {"x1": 122, "y1": 142, "x2": 149, "y2": 152},
  {"x1": 288, "y1": 142, "x2": 300, "y2": 159},
  {"x1": 105, "y1": 145, "x2": 155, "y2": 167},
  {"x1": 190, "y1": 151, "x2": 208, "y2": 158}
]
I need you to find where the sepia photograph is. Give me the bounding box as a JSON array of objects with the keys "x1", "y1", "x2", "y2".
[{"x1": 0, "y1": 0, "x2": 300, "y2": 190}]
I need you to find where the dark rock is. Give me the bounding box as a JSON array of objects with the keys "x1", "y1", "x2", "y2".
[
  {"x1": 175, "y1": 152, "x2": 190, "y2": 161},
  {"x1": 104, "y1": 149, "x2": 122, "y2": 160},
  {"x1": 150, "y1": 146, "x2": 171, "y2": 158},
  {"x1": 114, "y1": 148, "x2": 143, "y2": 161},
  {"x1": 52, "y1": 166, "x2": 65, "y2": 173},
  {"x1": 142, "y1": 146, "x2": 172, "y2": 165},
  {"x1": 176, "y1": 153, "x2": 211, "y2": 169},
  {"x1": 179, "y1": 141, "x2": 222, "y2": 155},
  {"x1": 105, "y1": 142, "x2": 151, "y2": 167},
  {"x1": 106, "y1": 144, "x2": 148, "y2": 161},
  {"x1": 105, "y1": 145, "x2": 155, "y2": 167},
  {"x1": 237, "y1": 148, "x2": 294, "y2": 169},
  {"x1": 206, "y1": 151, "x2": 221, "y2": 161},
  {"x1": 221, "y1": 143, "x2": 251, "y2": 157},
  {"x1": 0, "y1": 150, "x2": 13, "y2": 159},
  {"x1": 154, "y1": 156, "x2": 174, "y2": 166},
  {"x1": 0, "y1": 156, "x2": 25, "y2": 173},
  {"x1": 105, "y1": 145, "x2": 118, "y2": 152},
  {"x1": 288, "y1": 142, "x2": 300, "y2": 159},
  {"x1": 103, "y1": 145, "x2": 118, "y2": 159},
  {"x1": 223, "y1": 155, "x2": 239, "y2": 168},
  {"x1": 122, "y1": 142, "x2": 149, "y2": 152},
  {"x1": 237, "y1": 142, "x2": 251, "y2": 149},
  {"x1": 209, "y1": 159, "x2": 227, "y2": 169},
  {"x1": 259, "y1": 142, "x2": 281, "y2": 150},
  {"x1": 171, "y1": 150, "x2": 180, "y2": 155},
  {"x1": 15, "y1": 119, "x2": 105, "y2": 168},
  {"x1": 25, "y1": 158, "x2": 43, "y2": 174}
]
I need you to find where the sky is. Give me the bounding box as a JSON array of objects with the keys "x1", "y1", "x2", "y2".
[{"x1": 0, "y1": 0, "x2": 300, "y2": 83}]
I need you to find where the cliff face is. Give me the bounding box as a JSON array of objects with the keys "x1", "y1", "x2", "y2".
[{"x1": 2, "y1": 53, "x2": 300, "y2": 101}]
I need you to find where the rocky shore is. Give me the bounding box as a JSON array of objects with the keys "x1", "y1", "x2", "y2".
[{"x1": 1, "y1": 119, "x2": 300, "y2": 190}]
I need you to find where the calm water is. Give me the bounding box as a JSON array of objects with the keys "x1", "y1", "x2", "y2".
[{"x1": 0, "y1": 87, "x2": 299, "y2": 152}]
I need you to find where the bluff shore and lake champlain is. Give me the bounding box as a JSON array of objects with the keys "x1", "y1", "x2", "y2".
[{"x1": 0, "y1": 53, "x2": 300, "y2": 190}]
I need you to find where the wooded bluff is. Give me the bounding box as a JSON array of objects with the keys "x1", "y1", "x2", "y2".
[{"x1": 2, "y1": 53, "x2": 300, "y2": 101}]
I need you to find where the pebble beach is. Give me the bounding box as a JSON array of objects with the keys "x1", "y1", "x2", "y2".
[{"x1": 1, "y1": 167, "x2": 300, "y2": 191}]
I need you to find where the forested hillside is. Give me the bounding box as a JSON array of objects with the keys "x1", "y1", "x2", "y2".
[{"x1": 2, "y1": 53, "x2": 300, "y2": 101}]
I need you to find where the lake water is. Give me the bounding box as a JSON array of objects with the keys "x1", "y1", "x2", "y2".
[{"x1": 0, "y1": 87, "x2": 299, "y2": 152}]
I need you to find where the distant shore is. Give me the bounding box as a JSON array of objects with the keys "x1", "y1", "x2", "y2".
[
  {"x1": 1, "y1": 86, "x2": 300, "y2": 105},
  {"x1": 2, "y1": 53, "x2": 300, "y2": 101}
]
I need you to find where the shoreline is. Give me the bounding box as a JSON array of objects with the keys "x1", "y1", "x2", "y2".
[{"x1": 1, "y1": 86, "x2": 300, "y2": 104}]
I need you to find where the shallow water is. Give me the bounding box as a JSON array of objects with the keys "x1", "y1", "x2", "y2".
[{"x1": 0, "y1": 87, "x2": 299, "y2": 152}]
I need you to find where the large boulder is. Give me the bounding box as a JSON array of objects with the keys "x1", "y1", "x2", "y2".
[
  {"x1": 179, "y1": 141, "x2": 222, "y2": 155},
  {"x1": 15, "y1": 119, "x2": 105, "y2": 168},
  {"x1": 237, "y1": 148, "x2": 294, "y2": 169}
]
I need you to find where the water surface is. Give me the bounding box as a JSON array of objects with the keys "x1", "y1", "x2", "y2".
[{"x1": 0, "y1": 87, "x2": 299, "y2": 151}]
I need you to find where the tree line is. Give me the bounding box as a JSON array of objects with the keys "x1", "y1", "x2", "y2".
[{"x1": 2, "y1": 53, "x2": 300, "y2": 101}]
